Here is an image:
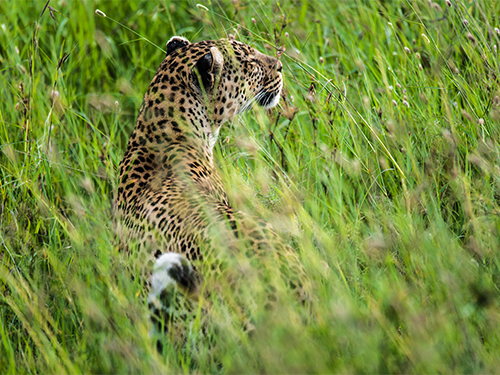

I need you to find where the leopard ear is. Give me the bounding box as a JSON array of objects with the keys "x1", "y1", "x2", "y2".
[
  {"x1": 192, "y1": 46, "x2": 224, "y2": 95},
  {"x1": 166, "y1": 36, "x2": 190, "y2": 56}
]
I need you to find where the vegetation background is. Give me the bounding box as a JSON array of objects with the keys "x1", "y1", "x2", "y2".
[{"x1": 1, "y1": 0, "x2": 500, "y2": 373}]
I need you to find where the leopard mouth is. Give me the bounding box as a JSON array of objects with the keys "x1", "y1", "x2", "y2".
[
  {"x1": 237, "y1": 81, "x2": 282, "y2": 114},
  {"x1": 257, "y1": 90, "x2": 281, "y2": 109},
  {"x1": 256, "y1": 74, "x2": 283, "y2": 109}
]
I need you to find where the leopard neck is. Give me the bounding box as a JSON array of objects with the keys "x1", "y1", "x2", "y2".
[{"x1": 129, "y1": 90, "x2": 226, "y2": 163}]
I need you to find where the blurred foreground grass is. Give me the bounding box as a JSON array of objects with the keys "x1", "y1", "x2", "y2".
[{"x1": 1, "y1": 0, "x2": 500, "y2": 373}]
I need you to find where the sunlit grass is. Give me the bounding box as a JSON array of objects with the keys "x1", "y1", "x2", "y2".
[{"x1": 1, "y1": 0, "x2": 499, "y2": 373}]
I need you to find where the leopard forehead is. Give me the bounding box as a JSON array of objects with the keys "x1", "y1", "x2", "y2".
[{"x1": 168, "y1": 39, "x2": 261, "y2": 64}]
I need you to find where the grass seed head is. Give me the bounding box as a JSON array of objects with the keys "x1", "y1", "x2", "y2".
[
  {"x1": 431, "y1": 3, "x2": 443, "y2": 12},
  {"x1": 95, "y1": 9, "x2": 106, "y2": 17},
  {"x1": 467, "y1": 32, "x2": 477, "y2": 44},
  {"x1": 196, "y1": 3, "x2": 209, "y2": 11},
  {"x1": 461, "y1": 110, "x2": 473, "y2": 122}
]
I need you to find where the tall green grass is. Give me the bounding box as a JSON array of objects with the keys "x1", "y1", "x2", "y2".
[{"x1": 1, "y1": 0, "x2": 499, "y2": 373}]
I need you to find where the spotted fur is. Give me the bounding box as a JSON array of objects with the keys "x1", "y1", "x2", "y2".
[{"x1": 115, "y1": 38, "x2": 282, "y2": 258}]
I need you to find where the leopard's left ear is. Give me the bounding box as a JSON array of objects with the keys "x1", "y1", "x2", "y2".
[
  {"x1": 166, "y1": 36, "x2": 190, "y2": 56},
  {"x1": 191, "y1": 46, "x2": 224, "y2": 95}
]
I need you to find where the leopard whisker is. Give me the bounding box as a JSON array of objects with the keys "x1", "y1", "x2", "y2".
[{"x1": 237, "y1": 87, "x2": 266, "y2": 114}]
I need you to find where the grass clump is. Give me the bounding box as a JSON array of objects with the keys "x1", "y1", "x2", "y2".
[{"x1": 1, "y1": 0, "x2": 500, "y2": 373}]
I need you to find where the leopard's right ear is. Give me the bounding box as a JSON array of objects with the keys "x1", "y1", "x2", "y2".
[{"x1": 166, "y1": 36, "x2": 190, "y2": 56}]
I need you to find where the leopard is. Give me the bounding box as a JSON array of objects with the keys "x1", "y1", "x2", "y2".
[{"x1": 114, "y1": 36, "x2": 305, "y2": 336}]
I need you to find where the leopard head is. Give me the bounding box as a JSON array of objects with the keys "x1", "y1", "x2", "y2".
[{"x1": 165, "y1": 37, "x2": 283, "y2": 130}]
